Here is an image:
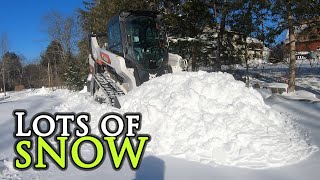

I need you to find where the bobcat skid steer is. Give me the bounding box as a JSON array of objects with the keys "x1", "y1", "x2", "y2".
[{"x1": 88, "y1": 10, "x2": 187, "y2": 108}]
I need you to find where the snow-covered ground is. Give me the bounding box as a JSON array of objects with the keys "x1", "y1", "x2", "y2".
[
  {"x1": 249, "y1": 60, "x2": 320, "y2": 96},
  {"x1": 0, "y1": 72, "x2": 320, "y2": 180}
]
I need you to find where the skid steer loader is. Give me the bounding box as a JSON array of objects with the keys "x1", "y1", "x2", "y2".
[{"x1": 88, "y1": 10, "x2": 187, "y2": 108}]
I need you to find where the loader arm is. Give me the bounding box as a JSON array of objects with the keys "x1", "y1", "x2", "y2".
[{"x1": 89, "y1": 35, "x2": 136, "y2": 92}]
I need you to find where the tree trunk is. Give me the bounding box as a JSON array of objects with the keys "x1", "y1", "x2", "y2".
[
  {"x1": 2, "y1": 61, "x2": 6, "y2": 96},
  {"x1": 55, "y1": 60, "x2": 60, "y2": 88},
  {"x1": 286, "y1": 1, "x2": 296, "y2": 92},
  {"x1": 48, "y1": 62, "x2": 51, "y2": 88},
  {"x1": 244, "y1": 39, "x2": 250, "y2": 87},
  {"x1": 216, "y1": 4, "x2": 227, "y2": 71},
  {"x1": 191, "y1": 44, "x2": 197, "y2": 71},
  {"x1": 6, "y1": 69, "x2": 10, "y2": 91},
  {"x1": 261, "y1": 17, "x2": 265, "y2": 61}
]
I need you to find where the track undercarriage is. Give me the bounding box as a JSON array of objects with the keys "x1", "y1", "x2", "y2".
[{"x1": 91, "y1": 72, "x2": 125, "y2": 108}]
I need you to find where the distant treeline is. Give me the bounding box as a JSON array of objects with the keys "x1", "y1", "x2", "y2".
[{"x1": 1, "y1": 0, "x2": 319, "y2": 92}]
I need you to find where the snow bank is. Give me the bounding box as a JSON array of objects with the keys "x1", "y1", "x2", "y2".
[
  {"x1": 34, "y1": 86, "x2": 51, "y2": 95},
  {"x1": 296, "y1": 77, "x2": 320, "y2": 92},
  {"x1": 255, "y1": 88, "x2": 272, "y2": 99},
  {"x1": 265, "y1": 82, "x2": 288, "y2": 89},
  {"x1": 0, "y1": 96, "x2": 10, "y2": 101},
  {"x1": 282, "y1": 90, "x2": 320, "y2": 102},
  {"x1": 120, "y1": 71, "x2": 317, "y2": 168},
  {"x1": 53, "y1": 89, "x2": 119, "y2": 132}
]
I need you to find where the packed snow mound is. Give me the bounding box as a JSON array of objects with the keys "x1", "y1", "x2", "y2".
[
  {"x1": 120, "y1": 71, "x2": 318, "y2": 168},
  {"x1": 34, "y1": 86, "x2": 51, "y2": 95}
]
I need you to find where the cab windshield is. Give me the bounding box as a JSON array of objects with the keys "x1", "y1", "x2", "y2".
[{"x1": 125, "y1": 16, "x2": 164, "y2": 70}]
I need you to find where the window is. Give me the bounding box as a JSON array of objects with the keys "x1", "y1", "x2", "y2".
[
  {"x1": 107, "y1": 19, "x2": 123, "y2": 54},
  {"x1": 125, "y1": 16, "x2": 164, "y2": 70}
]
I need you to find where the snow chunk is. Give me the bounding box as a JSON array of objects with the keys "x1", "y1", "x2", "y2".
[
  {"x1": 79, "y1": 86, "x2": 88, "y2": 93},
  {"x1": 120, "y1": 71, "x2": 318, "y2": 169}
]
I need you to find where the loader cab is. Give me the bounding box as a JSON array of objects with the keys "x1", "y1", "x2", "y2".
[
  {"x1": 106, "y1": 10, "x2": 169, "y2": 85},
  {"x1": 124, "y1": 13, "x2": 166, "y2": 70}
]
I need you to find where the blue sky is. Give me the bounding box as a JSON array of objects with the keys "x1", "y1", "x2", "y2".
[{"x1": 0, "y1": 0, "x2": 84, "y2": 62}]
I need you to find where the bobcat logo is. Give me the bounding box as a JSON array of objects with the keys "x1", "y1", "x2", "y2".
[{"x1": 149, "y1": 73, "x2": 157, "y2": 79}]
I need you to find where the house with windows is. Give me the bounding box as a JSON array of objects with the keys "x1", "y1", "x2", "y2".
[{"x1": 285, "y1": 18, "x2": 320, "y2": 60}]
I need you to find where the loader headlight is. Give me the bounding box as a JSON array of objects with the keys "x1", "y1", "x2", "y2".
[{"x1": 179, "y1": 59, "x2": 187, "y2": 70}]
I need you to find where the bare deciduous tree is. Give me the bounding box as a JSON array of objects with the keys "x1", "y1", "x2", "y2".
[
  {"x1": 0, "y1": 33, "x2": 9, "y2": 96},
  {"x1": 43, "y1": 11, "x2": 79, "y2": 61},
  {"x1": 42, "y1": 11, "x2": 80, "y2": 89}
]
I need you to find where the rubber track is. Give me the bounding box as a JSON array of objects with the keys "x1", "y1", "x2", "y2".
[{"x1": 93, "y1": 73, "x2": 125, "y2": 107}]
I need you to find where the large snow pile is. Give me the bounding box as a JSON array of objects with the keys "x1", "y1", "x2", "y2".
[{"x1": 120, "y1": 71, "x2": 317, "y2": 168}]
